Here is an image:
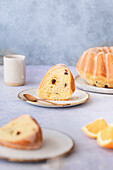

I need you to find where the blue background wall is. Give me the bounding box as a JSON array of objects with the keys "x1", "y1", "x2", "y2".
[{"x1": 0, "y1": 0, "x2": 113, "y2": 65}]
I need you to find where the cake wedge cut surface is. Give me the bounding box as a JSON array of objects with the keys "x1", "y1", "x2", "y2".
[
  {"x1": 0, "y1": 114, "x2": 42, "y2": 150},
  {"x1": 37, "y1": 64, "x2": 75, "y2": 100}
]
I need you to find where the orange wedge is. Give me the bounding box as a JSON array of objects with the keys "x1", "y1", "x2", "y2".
[
  {"x1": 81, "y1": 118, "x2": 107, "y2": 138},
  {"x1": 97, "y1": 126, "x2": 113, "y2": 149}
]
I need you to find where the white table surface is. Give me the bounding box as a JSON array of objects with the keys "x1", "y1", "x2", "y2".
[{"x1": 0, "y1": 65, "x2": 113, "y2": 170}]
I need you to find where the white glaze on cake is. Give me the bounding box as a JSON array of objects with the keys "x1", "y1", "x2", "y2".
[{"x1": 76, "y1": 46, "x2": 113, "y2": 88}]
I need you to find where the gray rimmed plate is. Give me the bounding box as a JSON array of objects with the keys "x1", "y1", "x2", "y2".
[
  {"x1": 18, "y1": 88, "x2": 90, "y2": 108},
  {"x1": 75, "y1": 75, "x2": 113, "y2": 94},
  {"x1": 0, "y1": 128, "x2": 74, "y2": 162}
]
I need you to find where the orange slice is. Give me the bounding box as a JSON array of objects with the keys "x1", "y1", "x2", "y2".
[
  {"x1": 97, "y1": 126, "x2": 113, "y2": 149},
  {"x1": 81, "y1": 118, "x2": 107, "y2": 138}
]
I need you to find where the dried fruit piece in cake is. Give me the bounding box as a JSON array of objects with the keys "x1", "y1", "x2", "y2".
[
  {"x1": 0, "y1": 115, "x2": 42, "y2": 150},
  {"x1": 37, "y1": 64, "x2": 75, "y2": 100}
]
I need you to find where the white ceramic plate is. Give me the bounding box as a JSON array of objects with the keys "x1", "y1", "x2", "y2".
[
  {"x1": 0, "y1": 128, "x2": 74, "y2": 162},
  {"x1": 18, "y1": 88, "x2": 90, "y2": 108},
  {"x1": 75, "y1": 75, "x2": 113, "y2": 94}
]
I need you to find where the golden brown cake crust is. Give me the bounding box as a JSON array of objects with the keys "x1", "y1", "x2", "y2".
[
  {"x1": 37, "y1": 64, "x2": 75, "y2": 100},
  {"x1": 76, "y1": 46, "x2": 113, "y2": 88},
  {"x1": 0, "y1": 115, "x2": 43, "y2": 150}
]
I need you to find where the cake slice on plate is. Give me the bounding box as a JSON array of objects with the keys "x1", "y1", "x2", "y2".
[
  {"x1": 0, "y1": 114, "x2": 42, "y2": 150},
  {"x1": 37, "y1": 64, "x2": 75, "y2": 100}
]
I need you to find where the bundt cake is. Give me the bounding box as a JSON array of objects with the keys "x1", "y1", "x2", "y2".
[
  {"x1": 0, "y1": 115, "x2": 42, "y2": 150},
  {"x1": 37, "y1": 64, "x2": 75, "y2": 100},
  {"x1": 76, "y1": 46, "x2": 113, "y2": 88}
]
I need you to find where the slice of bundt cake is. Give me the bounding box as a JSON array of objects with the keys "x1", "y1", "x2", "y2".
[
  {"x1": 0, "y1": 115, "x2": 42, "y2": 150},
  {"x1": 76, "y1": 46, "x2": 113, "y2": 88},
  {"x1": 37, "y1": 64, "x2": 75, "y2": 100}
]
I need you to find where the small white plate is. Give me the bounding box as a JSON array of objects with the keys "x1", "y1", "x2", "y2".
[
  {"x1": 0, "y1": 128, "x2": 74, "y2": 162},
  {"x1": 18, "y1": 88, "x2": 90, "y2": 108},
  {"x1": 75, "y1": 75, "x2": 113, "y2": 94}
]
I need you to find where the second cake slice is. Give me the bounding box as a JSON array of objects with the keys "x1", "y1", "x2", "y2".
[{"x1": 0, "y1": 114, "x2": 42, "y2": 150}]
